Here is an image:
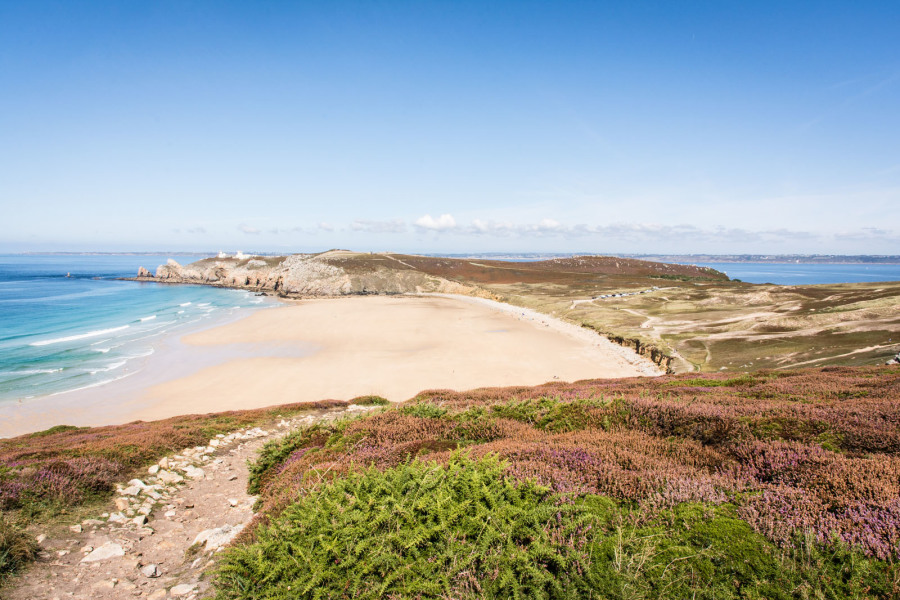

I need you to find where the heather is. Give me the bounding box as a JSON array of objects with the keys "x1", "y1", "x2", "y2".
[
  {"x1": 0, "y1": 399, "x2": 351, "y2": 520},
  {"x1": 227, "y1": 366, "x2": 900, "y2": 598}
]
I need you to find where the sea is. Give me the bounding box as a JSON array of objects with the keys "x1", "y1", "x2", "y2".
[
  {"x1": 681, "y1": 262, "x2": 900, "y2": 285},
  {"x1": 0, "y1": 254, "x2": 273, "y2": 406}
]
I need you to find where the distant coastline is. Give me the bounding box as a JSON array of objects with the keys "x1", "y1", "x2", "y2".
[
  {"x1": 11, "y1": 251, "x2": 900, "y2": 264},
  {"x1": 431, "y1": 253, "x2": 900, "y2": 264}
]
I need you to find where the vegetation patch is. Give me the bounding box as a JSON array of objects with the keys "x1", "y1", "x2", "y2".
[
  {"x1": 0, "y1": 515, "x2": 37, "y2": 583},
  {"x1": 0, "y1": 399, "x2": 348, "y2": 520},
  {"x1": 229, "y1": 366, "x2": 900, "y2": 598},
  {"x1": 216, "y1": 455, "x2": 593, "y2": 599}
]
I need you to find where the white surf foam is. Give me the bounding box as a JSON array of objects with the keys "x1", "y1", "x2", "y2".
[
  {"x1": 139, "y1": 315, "x2": 157, "y2": 322},
  {"x1": 29, "y1": 325, "x2": 130, "y2": 347},
  {"x1": 49, "y1": 371, "x2": 136, "y2": 396},
  {"x1": 0, "y1": 368, "x2": 62, "y2": 376},
  {"x1": 88, "y1": 360, "x2": 127, "y2": 375}
]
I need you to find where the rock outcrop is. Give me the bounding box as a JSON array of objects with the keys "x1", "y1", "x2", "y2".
[{"x1": 134, "y1": 251, "x2": 486, "y2": 298}]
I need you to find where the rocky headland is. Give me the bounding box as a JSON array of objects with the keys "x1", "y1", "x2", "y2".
[{"x1": 132, "y1": 251, "x2": 487, "y2": 298}]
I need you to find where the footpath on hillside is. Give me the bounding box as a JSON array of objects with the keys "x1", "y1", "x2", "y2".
[{"x1": 7, "y1": 405, "x2": 373, "y2": 600}]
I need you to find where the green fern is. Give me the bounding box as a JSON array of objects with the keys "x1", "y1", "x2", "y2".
[{"x1": 214, "y1": 454, "x2": 590, "y2": 600}]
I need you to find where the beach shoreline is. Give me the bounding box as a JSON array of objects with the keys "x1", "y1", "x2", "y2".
[{"x1": 0, "y1": 294, "x2": 660, "y2": 438}]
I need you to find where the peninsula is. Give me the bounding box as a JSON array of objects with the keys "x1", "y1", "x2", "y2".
[{"x1": 133, "y1": 250, "x2": 900, "y2": 372}]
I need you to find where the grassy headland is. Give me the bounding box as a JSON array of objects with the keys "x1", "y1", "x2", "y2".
[{"x1": 136, "y1": 251, "x2": 900, "y2": 372}]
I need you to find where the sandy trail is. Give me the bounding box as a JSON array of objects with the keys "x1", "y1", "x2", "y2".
[{"x1": 7, "y1": 406, "x2": 367, "y2": 600}]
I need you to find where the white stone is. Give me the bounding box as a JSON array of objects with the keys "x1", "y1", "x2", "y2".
[
  {"x1": 132, "y1": 515, "x2": 148, "y2": 526},
  {"x1": 148, "y1": 590, "x2": 167, "y2": 600},
  {"x1": 108, "y1": 512, "x2": 128, "y2": 523},
  {"x1": 121, "y1": 485, "x2": 142, "y2": 496},
  {"x1": 158, "y1": 457, "x2": 169, "y2": 469},
  {"x1": 183, "y1": 466, "x2": 205, "y2": 479},
  {"x1": 140, "y1": 563, "x2": 161, "y2": 578},
  {"x1": 164, "y1": 510, "x2": 177, "y2": 518},
  {"x1": 170, "y1": 583, "x2": 197, "y2": 596},
  {"x1": 69, "y1": 524, "x2": 82, "y2": 533},
  {"x1": 81, "y1": 542, "x2": 125, "y2": 563},
  {"x1": 228, "y1": 498, "x2": 238, "y2": 507},
  {"x1": 127, "y1": 479, "x2": 147, "y2": 488},
  {"x1": 147, "y1": 464, "x2": 160, "y2": 475},
  {"x1": 35, "y1": 534, "x2": 47, "y2": 544},
  {"x1": 192, "y1": 523, "x2": 244, "y2": 551},
  {"x1": 115, "y1": 498, "x2": 131, "y2": 511},
  {"x1": 157, "y1": 470, "x2": 184, "y2": 484},
  {"x1": 80, "y1": 545, "x2": 93, "y2": 553}
]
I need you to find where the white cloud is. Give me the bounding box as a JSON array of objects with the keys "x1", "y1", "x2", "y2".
[
  {"x1": 351, "y1": 219, "x2": 407, "y2": 233},
  {"x1": 415, "y1": 214, "x2": 457, "y2": 231},
  {"x1": 319, "y1": 222, "x2": 335, "y2": 232},
  {"x1": 446, "y1": 218, "x2": 834, "y2": 245},
  {"x1": 238, "y1": 224, "x2": 261, "y2": 235}
]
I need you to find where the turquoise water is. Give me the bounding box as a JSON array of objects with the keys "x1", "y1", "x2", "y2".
[
  {"x1": 0, "y1": 254, "x2": 271, "y2": 404},
  {"x1": 683, "y1": 262, "x2": 900, "y2": 285}
]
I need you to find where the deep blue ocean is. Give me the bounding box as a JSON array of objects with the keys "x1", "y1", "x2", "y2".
[
  {"x1": 683, "y1": 262, "x2": 900, "y2": 285},
  {"x1": 0, "y1": 254, "x2": 271, "y2": 404}
]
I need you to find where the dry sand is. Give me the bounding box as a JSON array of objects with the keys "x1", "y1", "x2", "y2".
[
  {"x1": 133, "y1": 295, "x2": 657, "y2": 421},
  {"x1": 0, "y1": 295, "x2": 659, "y2": 436}
]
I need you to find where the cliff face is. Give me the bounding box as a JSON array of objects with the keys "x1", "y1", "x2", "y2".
[{"x1": 135, "y1": 251, "x2": 484, "y2": 297}]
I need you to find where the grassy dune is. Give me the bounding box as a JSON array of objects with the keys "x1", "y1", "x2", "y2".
[
  {"x1": 148, "y1": 251, "x2": 900, "y2": 371},
  {"x1": 214, "y1": 366, "x2": 900, "y2": 599},
  {"x1": 338, "y1": 253, "x2": 900, "y2": 373},
  {"x1": 310, "y1": 252, "x2": 900, "y2": 372}
]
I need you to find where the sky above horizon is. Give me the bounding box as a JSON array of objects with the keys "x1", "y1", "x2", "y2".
[{"x1": 1, "y1": 1, "x2": 899, "y2": 254}]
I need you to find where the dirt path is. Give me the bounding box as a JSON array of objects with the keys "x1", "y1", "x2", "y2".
[{"x1": 7, "y1": 406, "x2": 370, "y2": 600}]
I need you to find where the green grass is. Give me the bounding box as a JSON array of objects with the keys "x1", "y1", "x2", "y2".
[{"x1": 0, "y1": 516, "x2": 37, "y2": 583}]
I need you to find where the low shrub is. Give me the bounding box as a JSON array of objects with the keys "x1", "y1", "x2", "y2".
[
  {"x1": 215, "y1": 455, "x2": 593, "y2": 600},
  {"x1": 0, "y1": 516, "x2": 37, "y2": 582}
]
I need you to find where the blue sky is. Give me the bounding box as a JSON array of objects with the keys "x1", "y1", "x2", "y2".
[{"x1": 1, "y1": 1, "x2": 898, "y2": 254}]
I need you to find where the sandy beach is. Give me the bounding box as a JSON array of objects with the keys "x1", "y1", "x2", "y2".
[{"x1": 0, "y1": 295, "x2": 658, "y2": 436}]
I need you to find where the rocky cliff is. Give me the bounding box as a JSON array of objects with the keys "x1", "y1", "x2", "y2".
[{"x1": 134, "y1": 250, "x2": 486, "y2": 298}]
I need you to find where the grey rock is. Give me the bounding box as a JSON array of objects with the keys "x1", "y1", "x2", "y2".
[
  {"x1": 170, "y1": 583, "x2": 197, "y2": 596},
  {"x1": 192, "y1": 523, "x2": 244, "y2": 552},
  {"x1": 81, "y1": 542, "x2": 125, "y2": 563}
]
